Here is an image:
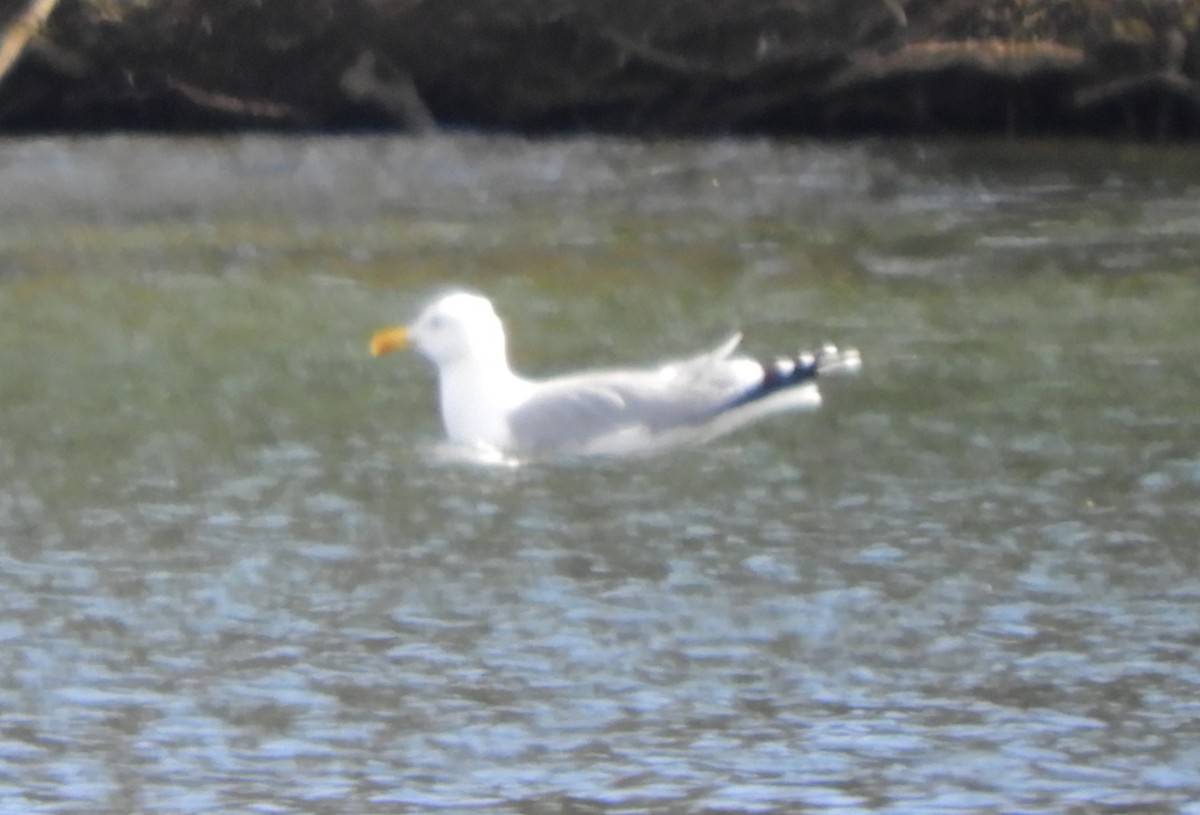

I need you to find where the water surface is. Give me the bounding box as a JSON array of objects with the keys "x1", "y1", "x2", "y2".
[{"x1": 1, "y1": 136, "x2": 1199, "y2": 813}]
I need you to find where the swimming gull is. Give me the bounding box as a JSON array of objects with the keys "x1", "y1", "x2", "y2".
[{"x1": 370, "y1": 291, "x2": 860, "y2": 457}]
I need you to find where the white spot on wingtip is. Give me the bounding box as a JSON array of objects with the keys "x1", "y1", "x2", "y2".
[{"x1": 820, "y1": 346, "x2": 862, "y2": 376}]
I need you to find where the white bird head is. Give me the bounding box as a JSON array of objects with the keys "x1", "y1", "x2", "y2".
[{"x1": 370, "y1": 291, "x2": 508, "y2": 371}]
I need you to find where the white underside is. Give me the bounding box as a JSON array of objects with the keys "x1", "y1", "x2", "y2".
[
  {"x1": 429, "y1": 382, "x2": 823, "y2": 464},
  {"x1": 570, "y1": 382, "x2": 823, "y2": 457}
]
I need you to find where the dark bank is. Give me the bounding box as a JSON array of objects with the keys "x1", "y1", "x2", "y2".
[{"x1": 3, "y1": 0, "x2": 1200, "y2": 139}]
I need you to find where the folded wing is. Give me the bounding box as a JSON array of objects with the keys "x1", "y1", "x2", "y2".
[{"x1": 505, "y1": 334, "x2": 764, "y2": 453}]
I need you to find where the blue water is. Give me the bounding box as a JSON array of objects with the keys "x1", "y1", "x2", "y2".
[{"x1": 1, "y1": 135, "x2": 1199, "y2": 813}]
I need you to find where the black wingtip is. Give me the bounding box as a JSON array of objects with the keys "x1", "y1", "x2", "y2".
[
  {"x1": 761, "y1": 352, "x2": 821, "y2": 390},
  {"x1": 722, "y1": 351, "x2": 821, "y2": 412},
  {"x1": 719, "y1": 344, "x2": 859, "y2": 414}
]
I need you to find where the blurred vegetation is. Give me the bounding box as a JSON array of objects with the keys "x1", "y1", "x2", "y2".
[{"x1": 2, "y1": 0, "x2": 1200, "y2": 137}]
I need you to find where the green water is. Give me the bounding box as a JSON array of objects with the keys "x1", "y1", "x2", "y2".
[{"x1": 1, "y1": 135, "x2": 1199, "y2": 813}]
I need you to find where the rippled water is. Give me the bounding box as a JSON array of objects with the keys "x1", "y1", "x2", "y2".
[{"x1": 1, "y1": 136, "x2": 1199, "y2": 813}]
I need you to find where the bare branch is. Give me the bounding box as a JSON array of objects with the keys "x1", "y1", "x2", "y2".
[
  {"x1": 164, "y1": 76, "x2": 307, "y2": 122},
  {"x1": 0, "y1": 0, "x2": 63, "y2": 88}
]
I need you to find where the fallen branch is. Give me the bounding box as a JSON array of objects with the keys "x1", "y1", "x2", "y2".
[
  {"x1": 164, "y1": 76, "x2": 306, "y2": 122},
  {"x1": 828, "y1": 39, "x2": 1086, "y2": 91}
]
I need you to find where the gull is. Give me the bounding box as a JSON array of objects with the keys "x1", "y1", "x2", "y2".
[{"x1": 370, "y1": 291, "x2": 860, "y2": 457}]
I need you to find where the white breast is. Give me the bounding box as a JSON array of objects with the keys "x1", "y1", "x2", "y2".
[{"x1": 437, "y1": 363, "x2": 530, "y2": 449}]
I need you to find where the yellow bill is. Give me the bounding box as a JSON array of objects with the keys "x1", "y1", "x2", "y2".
[{"x1": 369, "y1": 325, "x2": 409, "y2": 357}]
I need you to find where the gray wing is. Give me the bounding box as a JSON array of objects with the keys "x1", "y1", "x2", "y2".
[{"x1": 505, "y1": 334, "x2": 755, "y2": 453}]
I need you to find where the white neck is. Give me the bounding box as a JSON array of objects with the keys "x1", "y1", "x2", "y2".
[{"x1": 436, "y1": 355, "x2": 528, "y2": 448}]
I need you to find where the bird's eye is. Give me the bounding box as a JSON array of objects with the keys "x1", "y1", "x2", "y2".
[{"x1": 427, "y1": 315, "x2": 445, "y2": 330}]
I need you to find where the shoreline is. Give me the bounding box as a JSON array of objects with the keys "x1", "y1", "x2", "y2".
[{"x1": 2, "y1": 0, "x2": 1199, "y2": 140}]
